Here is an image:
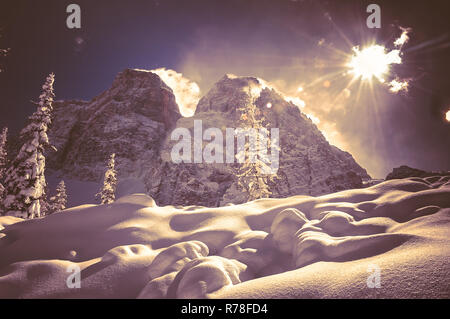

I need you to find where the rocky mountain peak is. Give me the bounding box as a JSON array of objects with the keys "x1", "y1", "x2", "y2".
[
  {"x1": 101, "y1": 68, "x2": 181, "y2": 127},
  {"x1": 48, "y1": 69, "x2": 180, "y2": 181},
  {"x1": 196, "y1": 74, "x2": 266, "y2": 114},
  {"x1": 386, "y1": 165, "x2": 450, "y2": 180},
  {"x1": 157, "y1": 73, "x2": 370, "y2": 206},
  {"x1": 196, "y1": 74, "x2": 310, "y2": 124},
  {"x1": 47, "y1": 69, "x2": 371, "y2": 207}
]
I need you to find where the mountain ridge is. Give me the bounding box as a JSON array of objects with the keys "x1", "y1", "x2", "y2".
[{"x1": 46, "y1": 68, "x2": 370, "y2": 206}]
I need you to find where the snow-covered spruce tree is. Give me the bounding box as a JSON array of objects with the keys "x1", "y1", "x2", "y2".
[
  {"x1": 0, "y1": 42, "x2": 10, "y2": 73},
  {"x1": 48, "y1": 180, "x2": 67, "y2": 214},
  {"x1": 0, "y1": 127, "x2": 8, "y2": 201},
  {"x1": 235, "y1": 94, "x2": 278, "y2": 201},
  {"x1": 1, "y1": 73, "x2": 55, "y2": 218},
  {"x1": 40, "y1": 184, "x2": 51, "y2": 216},
  {"x1": 96, "y1": 153, "x2": 117, "y2": 205},
  {"x1": 0, "y1": 28, "x2": 10, "y2": 73}
]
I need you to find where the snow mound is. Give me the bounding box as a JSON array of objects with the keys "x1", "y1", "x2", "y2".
[{"x1": 0, "y1": 176, "x2": 449, "y2": 298}]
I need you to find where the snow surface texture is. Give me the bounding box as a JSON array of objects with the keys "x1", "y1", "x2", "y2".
[{"x1": 0, "y1": 176, "x2": 449, "y2": 298}]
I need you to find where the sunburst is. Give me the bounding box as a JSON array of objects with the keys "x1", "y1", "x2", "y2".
[{"x1": 347, "y1": 45, "x2": 402, "y2": 83}]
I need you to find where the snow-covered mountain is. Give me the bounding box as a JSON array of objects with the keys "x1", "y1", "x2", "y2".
[
  {"x1": 48, "y1": 69, "x2": 181, "y2": 181},
  {"x1": 48, "y1": 69, "x2": 370, "y2": 206}
]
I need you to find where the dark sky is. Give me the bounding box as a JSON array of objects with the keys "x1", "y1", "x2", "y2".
[{"x1": 0, "y1": 0, "x2": 449, "y2": 178}]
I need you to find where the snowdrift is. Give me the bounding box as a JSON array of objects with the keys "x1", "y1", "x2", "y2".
[{"x1": 0, "y1": 176, "x2": 449, "y2": 298}]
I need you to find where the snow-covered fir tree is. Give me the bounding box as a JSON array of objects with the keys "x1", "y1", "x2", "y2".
[
  {"x1": 40, "y1": 183, "x2": 51, "y2": 216},
  {"x1": 235, "y1": 93, "x2": 278, "y2": 201},
  {"x1": 0, "y1": 44, "x2": 10, "y2": 73},
  {"x1": 48, "y1": 180, "x2": 67, "y2": 214},
  {"x1": 1, "y1": 73, "x2": 55, "y2": 218},
  {"x1": 96, "y1": 153, "x2": 117, "y2": 205},
  {"x1": 0, "y1": 127, "x2": 7, "y2": 173},
  {"x1": 0, "y1": 127, "x2": 8, "y2": 201}
]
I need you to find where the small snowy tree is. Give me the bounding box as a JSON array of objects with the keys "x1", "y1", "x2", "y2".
[
  {"x1": 1, "y1": 73, "x2": 55, "y2": 218},
  {"x1": 96, "y1": 153, "x2": 117, "y2": 205},
  {"x1": 0, "y1": 28, "x2": 10, "y2": 73},
  {"x1": 40, "y1": 183, "x2": 51, "y2": 216},
  {"x1": 49, "y1": 180, "x2": 67, "y2": 214},
  {"x1": 0, "y1": 127, "x2": 7, "y2": 201},
  {"x1": 0, "y1": 48, "x2": 9, "y2": 73},
  {"x1": 235, "y1": 95, "x2": 278, "y2": 201}
]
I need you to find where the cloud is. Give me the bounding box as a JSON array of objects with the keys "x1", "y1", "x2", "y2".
[
  {"x1": 394, "y1": 27, "x2": 412, "y2": 48},
  {"x1": 388, "y1": 79, "x2": 409, "y2": 93},
  {"x1": 172, "y1": 25, "x2": 421, "y2": 177},
  {"x1": 151, "y1": 68, "x2": 201, "y2": 117}
]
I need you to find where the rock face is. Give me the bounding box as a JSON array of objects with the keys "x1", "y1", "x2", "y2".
[
  {"x1": 49, "y1": 69, "x2": 181, "y2": 181},
  {"x1": 156, "y1": 75, "x2": 370, "y2": 206},
  {"x1": 386, "y1": 165, "x2": 450, "y2": 180},
  {"x1": 48, "y1": 69, "x2": 370, "y2": 206}
]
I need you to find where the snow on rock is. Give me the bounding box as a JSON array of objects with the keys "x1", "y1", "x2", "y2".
[
  {"x1": 173, "y1": 256, "x2": 250, "y2": 299},
  {"x1": 101, "y1": 244, "x2": 156, "y2": 264},
  {"x1": 386, "y1": 165, "x2": 450, "y2": 180},
  {"x1": 0, "y1": 216, "x2": 22, "y2": 236},
  {"x1": 147, "y1": 241, "x2": 209, "y2": 279},
  {"x1": 114, "y1": 193, "x2": 157, "y2": 207},
  {"x1": 220, "y1": 230, "x2": 281, "y2": 275},
  {"x1": 158, "y1": 74, "x2": 370, "y2": 206},
  {"x1": 271, "y1": 208, "x2": 309, "y2": 254},
  {"x1": 48, "y1": 69, "x2": 181, "y2": 183},
  {"x1": 0, "y1": 176, "x2": 449, "y2": 298},
  {"x1": 137, "y1": 240, "x2": 209, "y2": 299},
  {"x1": 46, "y1": 70, "x2": 370, "y2": 207}
]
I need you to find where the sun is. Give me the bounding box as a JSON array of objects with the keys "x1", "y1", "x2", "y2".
[
  {"x1": 347, "y1": 45, "x2": 402, "y2": 82},
  {"x1": 446, "y1": 109, "x2": 450, "y2": 122}
]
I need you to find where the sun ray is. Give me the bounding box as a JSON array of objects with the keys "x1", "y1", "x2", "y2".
[
  {"x1": 347, "y1": 45, "x2": 401, "y2": 82},
  {"x1": 405, "y1": 34, "x2": 449, "y2": 53}
]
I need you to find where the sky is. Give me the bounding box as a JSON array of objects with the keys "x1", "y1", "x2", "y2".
[{"x1": 0, "y1": 0, "x2": 449, "y2": 178}]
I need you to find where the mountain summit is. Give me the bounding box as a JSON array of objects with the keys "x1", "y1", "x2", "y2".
[{"x1": 48, "y1": 69, "x2": 370, "y2": 206}]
